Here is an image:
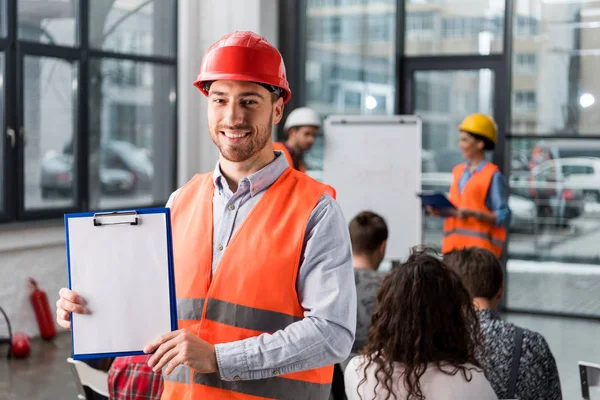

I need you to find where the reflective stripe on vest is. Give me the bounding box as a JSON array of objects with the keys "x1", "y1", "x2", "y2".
[
  {"x1": 193, "y1": 373, "x2": 331, "y2": 400},
  {"x1": 165, "y1": 369, "x2": 332, "y2": 399},
  {"x1": 178, "y1": 297, "x2": 302, "y2": 333},
  {"x1": 166, "y1": 169, "x2": 335, "y2": 400},
  {"x1": 443, "y1": 228, "x2": 505, "y2": 247}
]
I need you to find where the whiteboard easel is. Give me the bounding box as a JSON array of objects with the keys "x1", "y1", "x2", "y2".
[{"x1": 322, "y1": 115, "x2": 422, "y2": 262}]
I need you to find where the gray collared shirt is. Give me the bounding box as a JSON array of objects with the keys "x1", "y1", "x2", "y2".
[{"x1": 166, "y1": 151, "x2": 356, "y2": 381}]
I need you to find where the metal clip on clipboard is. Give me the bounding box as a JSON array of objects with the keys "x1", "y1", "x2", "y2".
[{"x1": 93, "y1": 211, "x2": 139, "y2": 227}]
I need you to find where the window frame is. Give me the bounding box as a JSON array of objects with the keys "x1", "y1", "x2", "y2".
[{"x1": 1, "y1": 0, "x2": 178, "y2": 223}]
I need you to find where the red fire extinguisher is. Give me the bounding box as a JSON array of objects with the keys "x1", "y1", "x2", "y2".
[{"x1": 29, "y1": 278, "x2": 56, "y2": 340}]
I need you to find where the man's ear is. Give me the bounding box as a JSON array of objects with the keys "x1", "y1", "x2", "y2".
[
  {"x1": 379, "y1": 240, "x2": 387, "y2": 259},
  {"x1": 495, "y1": 284, "x2": 504, "y2": 301},
  {"x1": 272, "y1": 97, "x2": 285, "y2": 125}
]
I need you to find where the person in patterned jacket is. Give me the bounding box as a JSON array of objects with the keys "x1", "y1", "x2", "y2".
[{"x1": 444, "y1": 247, "x2": 562, "y2": 400}]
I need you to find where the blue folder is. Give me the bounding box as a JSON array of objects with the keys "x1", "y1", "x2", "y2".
[
  {"x1": 417, "y1": 192, "x2": 456, "y2": 210},
  {"x1": 64, "y1": 208, "x2": 178, "y2": 360}
]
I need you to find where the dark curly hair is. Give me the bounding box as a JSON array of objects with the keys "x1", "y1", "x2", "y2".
[{"x1": 357, "y1": 247, "x2": 482, "y2": 400}]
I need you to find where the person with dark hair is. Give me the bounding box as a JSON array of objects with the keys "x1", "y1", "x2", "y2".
[
  {"x1": 344, "y1": 248, "x2": 497, "y2": 400},
  {"x1": 444, "y1": 247, "x2": 562, "y2": 400},
  {"x1": 426, "y1": 113, "x2": 510, "y2": 258},
  {"x1": 273, "y1": 107, "x2": 321, "y2": 172},
  {"x1": 348, "y1": 211, "x2": 388, "y2": 352}
]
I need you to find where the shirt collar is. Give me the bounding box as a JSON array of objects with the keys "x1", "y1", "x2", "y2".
[
  {"x1": 212, "y1": 150, "x2": 290, "y2": 197},
  {"x1": 464, "y1": 159, "x2": 488, "y2": 173},
  {"x1": 477, "y1": 308, "x2": 501, "y2": 321}
]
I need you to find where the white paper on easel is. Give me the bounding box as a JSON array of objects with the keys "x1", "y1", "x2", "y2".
[{"x1": 67, "y1": 212, "x2": 174, "y2": 357}]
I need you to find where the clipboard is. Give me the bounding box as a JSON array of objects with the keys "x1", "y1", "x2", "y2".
[
  {"x1": 64, "y1": 208, "x2": 178, "y2": 360},
  {"x1": 417, "y1": 191, "x2": 456, "y2": 210}
]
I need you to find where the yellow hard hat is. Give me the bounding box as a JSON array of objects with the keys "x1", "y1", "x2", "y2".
[{"x1": 458, "y1": 113, "x2": 497, "y2": 144}]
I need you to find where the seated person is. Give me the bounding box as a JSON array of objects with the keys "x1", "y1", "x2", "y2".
[
  {"x1": 348, "y1": 211, "x2": 388, "y2": 352},
  {"x1": 444, "y1": 247, "x2": 562, "y2": 400},
  {"x1": 344, "y1": 248, "x2": 497, "y2": 400},
  {"x1": 108, "y1": 355, "x2": 163, "y2": 400}
]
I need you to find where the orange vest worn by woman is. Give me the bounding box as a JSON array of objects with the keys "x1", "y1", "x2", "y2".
[
  {"x1": 442, "y1": 163, "x2": 506, "y2": 257},
  {"x1": 272, "y1": 142, "x2": 307, "y2": 172},
  {"x1": 162, "y1": 168, "x2": 335, "y2": 399}
]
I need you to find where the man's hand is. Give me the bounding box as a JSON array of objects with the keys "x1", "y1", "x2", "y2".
[
  {"x1": 145, "y1": 330, "x2": 218, "y2": 376},
  {"x1": 56, "y1": 288, "x2": 88, "y2": 331}
]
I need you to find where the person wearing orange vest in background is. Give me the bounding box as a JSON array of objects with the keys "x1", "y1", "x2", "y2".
[
  {"x1": 427, "y1": 113, "x2": 511, "y2": 257},
  {"x1": 273, "y1": 107, "x2": 321, "y2": 172},
  {"x1": 55, "y1": 31, "x2": 356, "y2": 400}
]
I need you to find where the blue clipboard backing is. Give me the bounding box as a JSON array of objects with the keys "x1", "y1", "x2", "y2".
[
  {"x1": 417, "y1": 192, "x2": 456, "y2": 210},
  {"x1": 64, "y1": 207, "x2": 178, "y2": 360}
]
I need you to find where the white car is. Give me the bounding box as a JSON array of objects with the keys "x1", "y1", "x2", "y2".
[{"x1": 533, "y1": 157, "x2": 600, "y2": 203}]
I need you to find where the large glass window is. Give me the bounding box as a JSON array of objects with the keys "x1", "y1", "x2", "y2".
[
  {"x1": 508, "y1": 137, "x2": 600, "y2": 262},
  {"x1": 304, "y1": 0, "x2": 396, "y2": 176},
  {"x1": 1, "y1": 1, "x2": 176, "y2": 222},
  {"x1": 18, "y1": 0, "x2": 78, "y2": 46},
  {"x1": 89, "y1": 59, "x2": 175, "y2": 210},
  {"x1": 405, "y1": 0, "x2": 504, "y2": 56},
  {"x1": 90, "y1": 0, "x2": 175, "y2": 57},
  {"x1": 0, "y1": 52, "x2": 4, "y2": 212},
  {"x1": 512, "y1": 0, "x2": 600, "y2": 135},
  {"x1": 0, "y1": 0, "x2": 6, "y2": 37},
  {"x1": 416, "y1": 69, "x2": 495, "y2": 249},
  {"x1": 24, "y1": 56, "x2": 77, "y2": 210}
]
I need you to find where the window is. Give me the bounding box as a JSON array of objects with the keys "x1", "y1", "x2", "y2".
[
  {"x1": 0, "y1": 52, "x2": 4, "y2": 213},
  {"x1": 512, "y1": 0, "x2": 600, "y2": 135},
  {"x1": 514, "y1": 91, "x2": 536, "y2": 111},
  {"x1": 406, "y1": 12, "x2": 434, "y2": 40},
  {"x1": 515, "y1": 15, "x2": 539, "y2": 37},
  {"x1": 304, "y1": 0, "x2": 396, "y2": 173},
  {"x1": 18, "y1": 0, "x2": 78, "y2": 46},
  {"x1": 562, "y1": 165, "x2": 593, "y2": 176},
  {"x1": 515, "y1": 53, "x2": 537, "y2": 73},
  {"x1": 24, "y1": 57, "x2": 78, "y2": 210},
  {"x1": 0, "y1": 0, "x2": 6, "y2": 37},
  {"x1": 405, "y1": 0, "x2": 504, "y2": 55},
  {"x1": 90, "y1": 59, "x2": 175, "y2": 209},
  {"x1": 416, "y1": 69, "x2": 495, "y2": 250},
  {"x1": 90, "y1": 0, "x2": 175, "y2": 57},
  {"x1": 2, "y1": 0, "x2": 177, "y2": 222}
]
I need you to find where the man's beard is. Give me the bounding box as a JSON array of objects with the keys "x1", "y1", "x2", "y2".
[{"x1": 213, "y1": 114, "x2": 273, "y2": 162}]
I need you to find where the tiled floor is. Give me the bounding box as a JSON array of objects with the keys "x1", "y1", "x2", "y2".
[
  {"x1": 0, "y1": 313, "x2": 597, "y2": 399},
  {"x1": 0, "y1": 333, "x2": 78, "y2": 400}
]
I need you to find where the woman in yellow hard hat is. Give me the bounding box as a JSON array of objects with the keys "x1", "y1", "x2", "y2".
[{"x1": 428, "y1": 113, "x2": 511, "y2": 257}]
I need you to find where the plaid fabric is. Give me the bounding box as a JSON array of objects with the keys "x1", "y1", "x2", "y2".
[{"x1": 108, "y1": 355, "x2": 164, "y2": 400}]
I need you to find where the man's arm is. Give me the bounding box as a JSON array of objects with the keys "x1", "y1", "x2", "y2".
[
  {"x1": 214, "y1": 193, "x2": 357, "y2": 381},
  {"x1": 485, "y1": 171, "x2": 512, "y2": 227}
]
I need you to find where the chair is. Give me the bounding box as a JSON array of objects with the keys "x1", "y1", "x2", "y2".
[
  {"x1": 580, "y1": 361, "x2": 600, "y2": 400},
  {"x1": 67, "y1": 357, "x2": 109, "y2": 400}
]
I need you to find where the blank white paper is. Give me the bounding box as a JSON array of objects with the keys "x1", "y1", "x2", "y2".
[{"x1": 67, "y1": 212, "x2": 174, "y2": 356}]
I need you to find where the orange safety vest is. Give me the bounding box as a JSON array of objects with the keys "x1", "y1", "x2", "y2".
[
  {"x1": 272, "y1": 142, "x2": 307, "y2": 172},
  {"x1": 442, "y1": 162, "x2": 507, "y2": 257},
  {"x1": 162, "y1": 168, "x2": 335, "y2": 400}
]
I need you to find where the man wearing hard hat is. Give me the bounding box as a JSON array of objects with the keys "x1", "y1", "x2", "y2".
[
  {"x1": 273, "y1": 107, "x2": 321, "y2": 172},
  {"x1": 428, "y1": 113, "x2": 511, "y2": 257},
  {"x1": 55, "y1": 31, "x2": 356, "y2": 400}
]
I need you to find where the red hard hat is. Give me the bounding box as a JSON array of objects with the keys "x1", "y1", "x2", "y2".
[{"x1": 194, "y1": 31, "x2": 291, "y2": 104}]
